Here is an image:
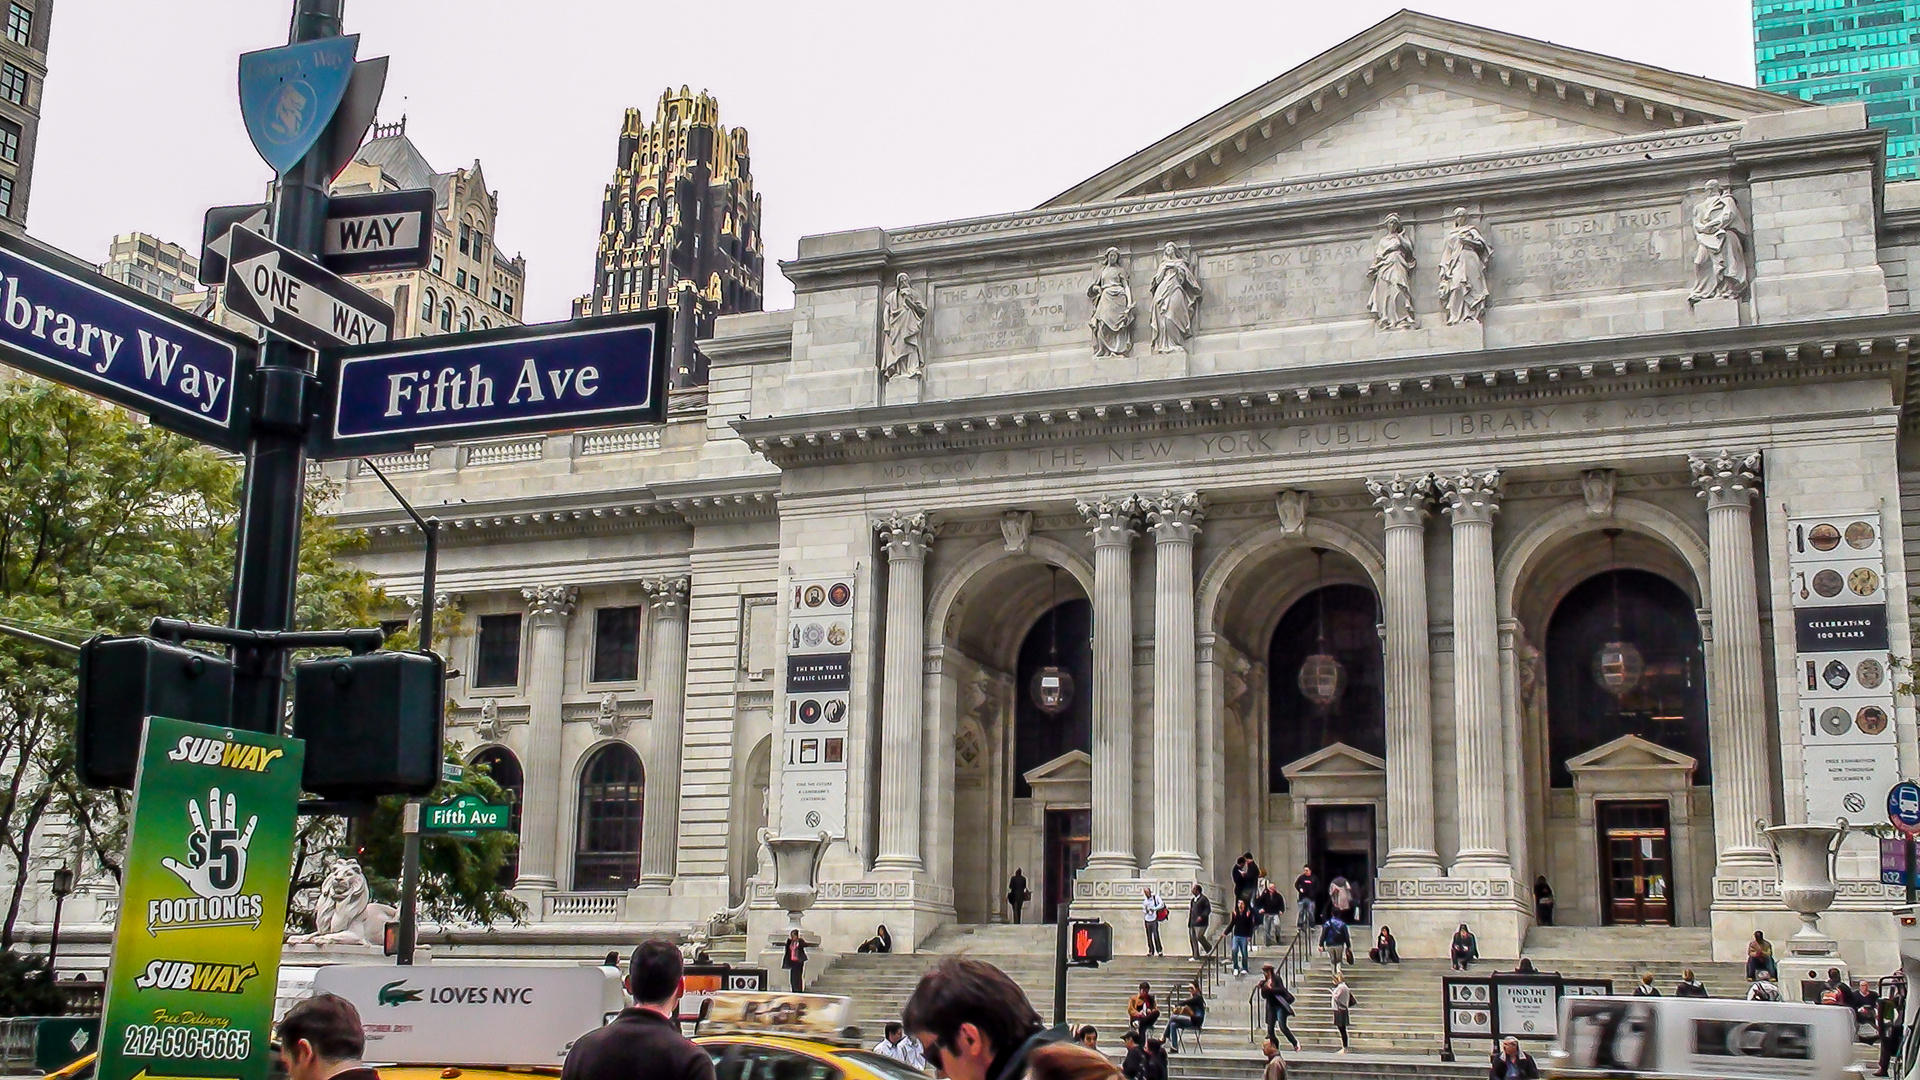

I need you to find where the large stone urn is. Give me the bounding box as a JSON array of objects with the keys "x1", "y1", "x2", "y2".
[
  {"x1": 1763, "y1": 820, "x2": 1849, "y2": 959},
  {"x1": 762, "y1": 828, "x2": 832, "y2": 938}
]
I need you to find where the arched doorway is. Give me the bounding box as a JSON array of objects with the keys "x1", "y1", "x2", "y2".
[
  {"x1": 1544, "y1": 569, "x2": 1708, "y2": 926},
  {"x1": 1268, "y1": 583, "x2": 1385, "y2": 920},
  {"x1": 1013, "y1": 598, "x2": 1093, "y2": 923},
  {"x1": 574, "y1": 744, "x2": 644, "y2": 891},
  {"x1": 470, "y1": 745, "x2": 523, "y2": 886}
]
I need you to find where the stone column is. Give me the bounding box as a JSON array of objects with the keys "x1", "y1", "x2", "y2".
[
  {"x1": 1077, "y1": 495, "x2": 1141, "y2": 876},
  {"x1": 1438, "y1": 471, "x2": 1509, "y2": 871},
  {"x1": 1146, "y1": 491, "x2": 1205, "y2": 877},
  {"x1": 517, "y1": 584, "x2": 575, "y2": 890},
  {"x1": 1368, "y1": 474, "x2": 1442, "y2": 873},
  {"x1": 638, "y1": 575, "x2": 690, "y2": 887},
  {"x1": 874, "y1": 511, "x2": 934, "y2": 873},
  {"x1": 1690, "y1": 450, "x2": 1772, "y2": 868}
]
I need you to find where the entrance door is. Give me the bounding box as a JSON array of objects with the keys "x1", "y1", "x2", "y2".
[
  {"x1": 1307, "y1": 805, "x2": 1376, "y2": 924},
  {"x1": 1599, "y1": 800, "x2": 1673, "y2": 925},
  {"x1": 1043, "y1": 808, "x2": 1091, "y2": 924}
]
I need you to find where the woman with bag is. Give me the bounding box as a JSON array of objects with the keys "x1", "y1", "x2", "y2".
[
  {"x1": 1330, "y1": 974, "x2": 1356, "y2": 1054},
  {"x1": 1142, "y1": 887, "x2": 1167, "y2": 956},
  {"x1": 1257, "y1": 964, "x2": 1298, "y2": 1051}
]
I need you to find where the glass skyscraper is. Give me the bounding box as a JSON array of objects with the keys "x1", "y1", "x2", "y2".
[{"x1": 1754, "y1": 0, "x2": 1920, "y2": 178}]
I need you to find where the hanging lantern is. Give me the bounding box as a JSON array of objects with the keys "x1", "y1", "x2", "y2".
[
  {"x1": 1031, "y1": 665, "x2": 1074, "y2": 715},
  {"x1": 1298, "y1": 652, "x2": 1346, "y2": 707},
  {"x1": 1593, "y1": 640, "x2": 1645, "y2": 696}
]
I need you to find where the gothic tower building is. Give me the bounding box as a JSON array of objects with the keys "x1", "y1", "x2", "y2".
[{"x1": 574, "y1": 87, "x2": 764, "y2": 388}]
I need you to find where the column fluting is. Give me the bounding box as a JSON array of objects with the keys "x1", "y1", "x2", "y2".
[
  {"x1": 1368, "y1": 474, "x2": 1442, "y2": 873},
  {"x1": 517, "y1": 584, "x2": 575, "y2": 890},
  {"x1": 638, "y1": 575, "x2": 690, "y2": 886},
  {"x1": 1077, "y1": 495, "x2": 1141, "y2": 875},
  {"x1": 874, "y1": 511, "x2": 933, "y2": 873},
  {"x1": 1146, "y1": 491, "x2": 1205, "y2": 877},
  {"x1": 1438, "y1": 471, "x2": 1509, "y2": 870}
]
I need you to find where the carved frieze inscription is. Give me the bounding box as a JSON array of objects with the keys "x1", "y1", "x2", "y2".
[
  {"x1": 1195, "y1": 240, "x2": 1372, "y2": 330},
  {"x1": 1493, "y1": 207, "x2": 1684, "y2": 300},
  {"x1": 930, "y1": 273, "x2": 1086, "y2": 357}
]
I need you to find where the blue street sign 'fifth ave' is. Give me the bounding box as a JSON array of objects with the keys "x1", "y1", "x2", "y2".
[
  {"x1": 0, "y1": 232, "x2": 252, "y2": 452},
  {"x1": 312, "y1": 309, "x2": 670, "y2": 458}
]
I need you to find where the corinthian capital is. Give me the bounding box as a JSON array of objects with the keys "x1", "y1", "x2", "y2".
[
  {"x1": 1437, "y1": 469, "x2": 1503, "y2": 525},
  {"x1": 1689, "y1": 450, "x2": 1762, "y2": 509},
  {"x1": 1143, "y1": 490, "x2": 1206, "y2": 543},
  {"x1": 874, "y1": 510, "x2": 935, "y2": 562},
  {"x1": 643, "y1": 575, "x2": 691, "y2": 614},
  {"x1": 1367, "y1": 473, "x2": 1434, "y2": 529},
  {"x1": 522, "y1": 584, "x2": 577, "y2": 627},
  {"x1": 1076, "y1": 494, "x2": 1141, "y2": 547}
]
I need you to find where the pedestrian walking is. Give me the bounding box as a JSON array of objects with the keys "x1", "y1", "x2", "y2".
[
  {"x1": 1329, "y1": 974, "x2": 1355, "y2": 1054},
  {"x1": 1142, "y1": 1039, "x2": 1169, "y2": 1080},
  {"x1": 1163, "y1": 981, "x2": 1205, "y2": 1053},
  {"x1": 1633, "y1": 973, "x2": 1660, "y2": 997},
  {"x1": 1293, "y1": 865, "x2": 1314, "y2": 908},
  {"x1": 782, "y1": 929, "x2": 808, "y2": 992},
  {"x1": 875, "y1": 1023, "x2": 930, "y2": 1070},
  {"x1": 1186, "y1": 885, "x2": 1213, "y2": 961},
  {"x1": 1257, "y1": 880, "x2": 1286, "y2": 946},
  {"x1": 1141, "y1": 888, "x2": 1166, "y2": 956},
  {"x1": 1747, "y1": 972, "x2": 1783, "y2": 1001},
  {"x1": 562, "y1": 939, "x2": 715, "y2": 1080},
  {"x1": 1675, "y1": 969, "x2": 1708, "y2": 998},
  {"x1": 1877, "y1": 977, "x2": 1906, "y2": 1076},
  {"x1": 1533, "y1": 876, "x2": 1555, "y2": 926},
  {"x1": 1229, "y1": 899, "x2": 1256, "y2": 975},
  {"x1": 1026, "y1": 1042, "x2": 1121, "y2": 1080},
  {"x1": 1320, "y1": 913, "x2": 1353, "y2": 976},
  {"x1": 1262, "y1": 1039, "x2": 1287, "y2": 1080},
  {"x1": 1009, "y1": 868, "x2": 1031, "y2": 925},
  {"x1": 1232, "y1": 855, "x2": 1253, "y2": 906},
  {"x1": 1120, "y1": 1032, "x2": 1145, "y2": 1080},
  {"x1": 1490, "y1": 1036, "x2": 1539, "y2": 1080},
  {"x1": 1256, "y1": 963, "x2": 1299, "y2": 1051},
  {"x1": 278, "y1": 994, "x2": 385, "y2": 1080},
  {"x1": 1450, "y1": 923, "x2": 1479, "y2": 971},
  {"x1": 1329, "y1": 876, "x2": 1353, "y2": 922},
  {"x1": 904, "y1": 955, "x2": 1065, "y2": 1080}
]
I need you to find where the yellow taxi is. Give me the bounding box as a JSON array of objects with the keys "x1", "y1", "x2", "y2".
[{"x1": 694, "y1": 992, "x2": 928, "y2": 1080}]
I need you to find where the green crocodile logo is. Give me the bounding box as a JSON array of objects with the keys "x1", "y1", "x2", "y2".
[{"x1": 377, "y1": 980, "x2": 423, "y2": 1007}]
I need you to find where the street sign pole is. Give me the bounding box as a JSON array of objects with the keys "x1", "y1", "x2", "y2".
[{"x1": 228, "y1": 0, "x2": 341, "y2": 735}]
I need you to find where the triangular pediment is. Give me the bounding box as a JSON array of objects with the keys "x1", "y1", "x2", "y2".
[
  {"x1": 1282, "y1": 742, "x2": 1387, "y2": 780},
  {"x1": 1023, "y1": 749, "x2": 1092, "y2": 786},
  {"x1": 1045, "y1": 10, "x2": 1804, "y2": 206},
  {"x1": 1565, "y1": 734, "x2": 1697, "y2": 775}
]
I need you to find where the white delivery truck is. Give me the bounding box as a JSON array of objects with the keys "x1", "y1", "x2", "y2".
[
  {"x1": 310, "y1": 964, "x2": 627, "y2": 1067},
  {"x1": 1546, "y1": 995, "x2": 1861, "y2": 1080}
]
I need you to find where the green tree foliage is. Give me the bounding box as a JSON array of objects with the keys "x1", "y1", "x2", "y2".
[
  {"x1": 0, "y1": 379, "x2": 521, "y2": 947},
  {"x1": 0, "y1": 951, "x2": 64, "y2": 1016},
  {"x1": 349, "y1": 748, "x2": 525, "y2": 928}
]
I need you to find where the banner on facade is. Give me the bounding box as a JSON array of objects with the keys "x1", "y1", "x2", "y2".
[
  {"x1": 97, "y1": 716, "x2": 305, "y2": 1080},
  {"x1": 780, "y1": 576, "x2": 853, "y2": 836},
  {"x1": 1786, "y1": 513, "x2": 1899, "y2": 822}
]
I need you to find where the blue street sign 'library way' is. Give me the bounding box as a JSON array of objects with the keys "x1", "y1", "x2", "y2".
[
  {"x1": 0, "y1": 233, "x2": 253, "y2": 451},
  {"x1": 313, "y1": 309, "x2": 670, "y2": 457}
]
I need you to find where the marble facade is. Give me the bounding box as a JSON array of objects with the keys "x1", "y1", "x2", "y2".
[{"x1": 24, "y1": 12, "x2": 1920, "y2": 974}]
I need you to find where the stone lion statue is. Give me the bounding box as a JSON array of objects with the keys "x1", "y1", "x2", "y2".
[{"x1": 289, "y1": 859, "x2": 398, "y2": 946}]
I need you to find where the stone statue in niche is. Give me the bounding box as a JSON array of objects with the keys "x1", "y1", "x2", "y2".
[
  {"x1": 1000, "y1": 509, "x2": 1032, "y2": 554},
  {"x1": 1086, "y1": 247, "x2": 1135, "y2": 357},
  {"x1": 1688, "y1": 179, "x2": 1751, "y2": 303},
  {"x1": 880, "y1": 273, "x2": 926, "y2": 380},
  {"x1": 1367, "y1": 213, "x2": 1417, "y2": 330},
  {"x1": 1581, "y1": 469, "x2": 1617, "y2": 518},
  {"x1": 1437, "y1": 207, "x2": 1492, "y2": 325},
  {"x1": 1275, "y1": 490, "x2": 1309, "y2": 536},
  {"x1": 1149, "y1": 242, "x2": 1202, "y2": 353}
]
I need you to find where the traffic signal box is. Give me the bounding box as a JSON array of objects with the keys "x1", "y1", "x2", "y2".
[
  {"x1": 77, "y1": 637, "x2": 234, "y2": 788},
  {"x1": 1069, "y1": 920, "x2": 1113, "y2": 967},
  {"x1": 292, "y1": 650, "x2": 443, "y2": 799}
]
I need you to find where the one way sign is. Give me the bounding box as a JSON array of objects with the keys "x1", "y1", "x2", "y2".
[
  {"x1": 321, "y1": 188, "x2": 434, "y2": 275},
  {"x1": 225, "y1": 227, "x2": 392, "y2": 350}
]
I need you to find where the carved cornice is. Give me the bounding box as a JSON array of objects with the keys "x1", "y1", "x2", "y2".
[
  {"x1": 344, "y1": 477, "x2": 781, "y2": 553},
  {"x1": 736, "y1": 317, "x2": 1912, "y2": 469}
]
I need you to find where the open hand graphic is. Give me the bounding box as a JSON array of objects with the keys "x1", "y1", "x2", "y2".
[{"x1": 161, "y1": 788, "x2": 257, "y2": 899}]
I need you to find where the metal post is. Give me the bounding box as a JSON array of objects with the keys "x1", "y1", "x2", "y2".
[
  {"x1": 1053, "y1": 899, "x2": 1070, "y2": 1028},
  {"x1": 361, "y1": 460, "x2": 438, "y2": 966},
  {"x1": 1907, "y1": 834, "x2": 1915, "y2": 907},
  {"x1": 46, "y1": 867, "x2": 71, "y2": 982},
  {"x1": 227, "y1": 0, "x2": 343, "y2": 735}
]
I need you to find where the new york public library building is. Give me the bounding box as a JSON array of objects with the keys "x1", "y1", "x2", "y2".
[{"x1": 296, "y1": 12, "x2": 1920, "y2": 969}]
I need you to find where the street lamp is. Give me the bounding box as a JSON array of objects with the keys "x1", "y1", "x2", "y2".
[{"x1": 47, "y1": 866, "x2": 72, "y2": 982}]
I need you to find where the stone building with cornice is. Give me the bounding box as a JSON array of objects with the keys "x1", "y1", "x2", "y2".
[{"x1": 80, "y1": 11, "x2": 1916, "y2": 972}]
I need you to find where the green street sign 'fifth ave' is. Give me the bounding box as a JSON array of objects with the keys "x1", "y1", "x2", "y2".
[{"x1": 422, "y1": 794, "x2": 509, "y2": 836}]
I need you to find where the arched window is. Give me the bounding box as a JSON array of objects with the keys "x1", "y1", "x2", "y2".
[
  {"x1": 440, "y1": 300, "x2": 453, "y2": 331},
  {"x1": 1268, "y1": 584, "x2": 1384, "y2": 791},
  {"x1": 470, "y1": 746, "x2": 523, "y2": 885},
  {"x1": 574, "y1": 744, "x2": 643, "y2": 890},
  {"x1": 459, "y1": 308, "x2": 473, "y2": 333},
  {"x1": 420, "y1": 289, "x2": 436, "y2": 322},
  {"x1": 480, "y1": 317, "x2": 491, "y2": 330}
]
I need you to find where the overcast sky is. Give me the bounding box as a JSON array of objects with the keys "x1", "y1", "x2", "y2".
[{"x1": 32, "y1": 0, "x2": 1757, "y2": 320}]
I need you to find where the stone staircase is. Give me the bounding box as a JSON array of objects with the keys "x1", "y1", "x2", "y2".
[{"x1": 807, "y1": 922, "x2": 1752, "y2": 1059}]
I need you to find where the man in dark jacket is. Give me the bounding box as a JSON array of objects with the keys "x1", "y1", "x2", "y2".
[
  {"x1": 563, "y1": 939, "x2": 714, "y2": 1080},
  {"x1": 905, "y1": 956, "x2": 1065, "y2": 1080},
  {"x1": 1187, "y1": 885, "x2": 1213, "y2": 960},
  {"x1": 278, "y1": 993, "x2": 380, "y2": 1080},
  {"x1": 1490, "y1": 1037, "x2": 1540, "y2": 1080}
]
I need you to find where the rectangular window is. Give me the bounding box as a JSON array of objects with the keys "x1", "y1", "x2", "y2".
[
  {"x1": 0, "y1": 176, "x2": 16, "y2": 220},
  {"x1": 473, "y1": 613, "x2": 523, "y2": 688},
  {"x1": 5, "y1": 4, "x2": 28, "y2": 47},
  {"x1": 458, "y1": 224, "x2": 470, "y2": 255},
  {"x1": 591, "y1": 606, "x2": 643, "y2": 682},
  {"x1": 491, "y1": 287, "x2": 502, "y2": 307},
  {"x1": 503, "y1": 294, "x2": 514, "y2": 315},
  {"x1": 1, "y1": 63, "x2": 26, "y2": 106},
  {"x1": 430, "y1": 253, "x2": 444, "y2": 275},
  {"x1": 455, "y1": 268, "x2": 467, "y2": 289}
]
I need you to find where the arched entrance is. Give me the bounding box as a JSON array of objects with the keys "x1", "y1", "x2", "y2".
[{"x1": 1013, "y1": 598, "x2": 1092, "y2": 922}]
